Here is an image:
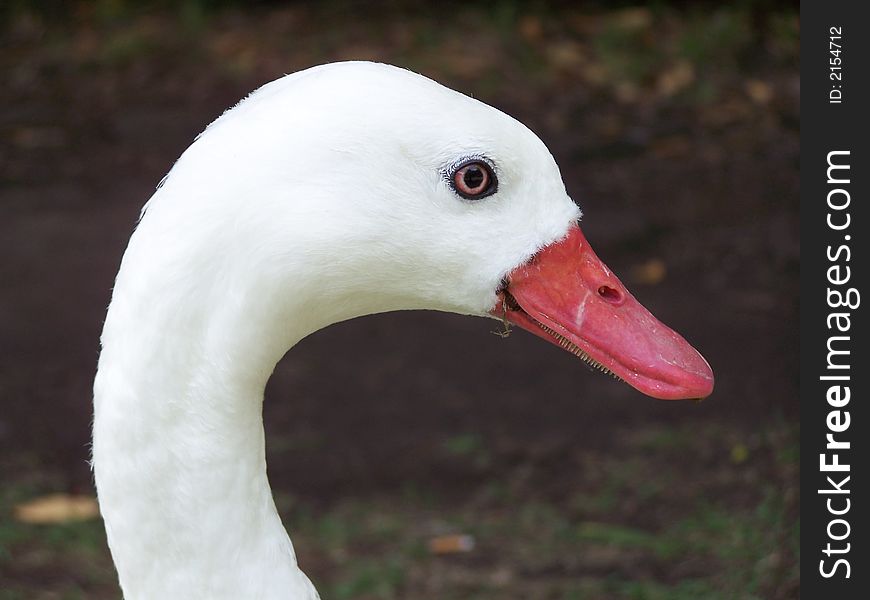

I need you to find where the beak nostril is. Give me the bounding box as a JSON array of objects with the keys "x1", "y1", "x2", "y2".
[{"x1": 597, "y1": 285, "x2": 623, "y2": 304}]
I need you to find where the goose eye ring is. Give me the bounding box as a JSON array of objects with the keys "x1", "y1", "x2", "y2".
[{"x1": 450, "y1": 159, "x2": 497, "y2": 200}]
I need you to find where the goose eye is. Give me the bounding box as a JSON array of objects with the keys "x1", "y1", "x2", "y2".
[{"x1": 451, "y1": 160, "x2": 496, "y2": 199}]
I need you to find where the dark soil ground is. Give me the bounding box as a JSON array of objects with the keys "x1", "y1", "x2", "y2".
[{"x1": 1, "y1": 4, "x2": 799, "y2": 599}]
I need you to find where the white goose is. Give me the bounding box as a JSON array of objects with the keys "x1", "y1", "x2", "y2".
[{"x1": 92, "y1": 61, "x2": 713, "y2": 599}]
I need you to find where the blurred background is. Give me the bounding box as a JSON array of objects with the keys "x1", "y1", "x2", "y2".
[{"x1": 0, "y1": 1, "x2": 798, "y2": 598}]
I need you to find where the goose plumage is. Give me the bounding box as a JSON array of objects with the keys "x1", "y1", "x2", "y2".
[{"x1": 92, "y1": 61, "x2": 713, "y2": 599}]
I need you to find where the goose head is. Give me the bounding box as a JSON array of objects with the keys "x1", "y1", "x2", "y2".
[{"x1": 133, "y1": 61, "x2": 712, "y2": 400}]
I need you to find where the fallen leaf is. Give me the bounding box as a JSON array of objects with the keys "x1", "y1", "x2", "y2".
[
  {"x1": 614, "y1": 81, "x2": 639, "y2": 103},
  {"x1": 14, "y1": 494, "x2": 99, "y2": 524},
  {"x1": 428, "y1": 533, "x2": 475, "y2": 554},
  {"x1": 546, "y1": 40, "x2": 587, "y2": 72},
  {"x1": 610, "y1": 8, "x2": 652, "y2": 31},
  {"x1": 650, "y1": 136, "x2": 691, "y2": 159},
  {"x1": 657, "y1": 61, "x2": 695, "y2": 97},
  {"x1": 517, "y1": 15, "x2": 543, "y2": 43},
  {"x1": 630, "y1": 258, "x2": 667, "y2": 285},
  {"x1": 745, "y1": 79, "x2": 774, "y2": 105},
  {"x1": 731, "y1": 443, "x2": 750, "y2": 464}
]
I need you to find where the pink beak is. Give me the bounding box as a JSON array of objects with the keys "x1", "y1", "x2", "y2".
[{"x1": 492, "y1": 223, "x2": 714, "y2": 400}]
